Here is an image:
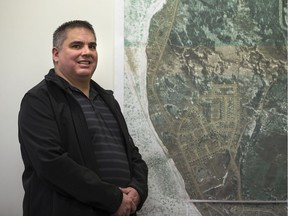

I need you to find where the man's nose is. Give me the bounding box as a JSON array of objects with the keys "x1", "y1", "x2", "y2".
[{"x1": 81, "y1": 45, "x2": 91, "y2": 55}]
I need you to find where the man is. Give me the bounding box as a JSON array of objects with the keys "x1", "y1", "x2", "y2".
[{"x1": 18, "y1": 20, "x2": 148, "y2": 216}]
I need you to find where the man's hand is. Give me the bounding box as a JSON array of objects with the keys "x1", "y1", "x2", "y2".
[
  {"x1": 111, "y1": 193, "x2": 136, "y2": 216},
  {"x1": 120, "y1": 187, "x2": 141, "y2": 207}
]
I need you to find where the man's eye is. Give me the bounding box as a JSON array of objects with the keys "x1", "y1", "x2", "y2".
[
  {"x1": 71, "y1": 44, "x2": 81, "y2": 49},
  {"x1": 90, "y1": 44, "x2": 96, "y2": 50}
]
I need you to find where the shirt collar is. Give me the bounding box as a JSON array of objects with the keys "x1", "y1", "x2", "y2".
[{"x1": 67, "y1": 81, "x2": 98, "y2": 100}]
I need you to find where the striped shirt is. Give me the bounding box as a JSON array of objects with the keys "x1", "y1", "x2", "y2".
[{"x1": 69, "y1": 85, "x2": 131, "y2": 187}]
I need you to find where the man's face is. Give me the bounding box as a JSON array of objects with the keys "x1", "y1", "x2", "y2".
[{"x1": 53, "y1": 27, "x2": 98, "y2": 82}]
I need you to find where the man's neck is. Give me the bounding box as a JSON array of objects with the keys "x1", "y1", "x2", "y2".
[
  {"x1": 55, "y1": 70, "x2": 90, "y2": 97},
  {"x1": 73, "y1": 82, "x2": 90, "y2": 97}
]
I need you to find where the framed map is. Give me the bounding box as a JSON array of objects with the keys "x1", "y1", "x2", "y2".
[{"x1": 122, "y1": 0, "x2": 287, "y2": 215}]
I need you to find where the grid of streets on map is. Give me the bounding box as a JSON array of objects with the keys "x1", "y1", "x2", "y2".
[{"x1": 124, "y1": 0, "x2": 287, "y2": 215}]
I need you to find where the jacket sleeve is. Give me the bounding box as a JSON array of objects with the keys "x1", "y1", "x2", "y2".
[
  {"x1": 127, "y1": 135, "x2": 149, "y2": 210},
  {"x1": 113, "y1": 99, "x2": 149, "y2": 210},
  {"x1": 18, "y1": 91, "x2": 122, "y2": 214}
]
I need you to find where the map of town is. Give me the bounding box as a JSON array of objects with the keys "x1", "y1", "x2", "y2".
[{"x1": 124, "y1": 0, "x2": 287, "y2": 215}]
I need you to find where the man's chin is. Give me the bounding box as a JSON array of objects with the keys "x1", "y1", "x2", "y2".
[{"x1": 77, "y1": 69, "x2": 95, "y2": 77}]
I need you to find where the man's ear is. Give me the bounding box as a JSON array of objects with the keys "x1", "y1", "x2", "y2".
[{"x1": 52, "y1": 47, "x2": 59, "y2": 63}]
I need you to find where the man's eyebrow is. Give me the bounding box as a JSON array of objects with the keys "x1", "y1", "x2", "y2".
[
  {"x1": 70, "y1": 41, "x2": 84, "y2": 44},
  {"x1": 70, "y1": 41, "x2": 96, "y2": 44}
]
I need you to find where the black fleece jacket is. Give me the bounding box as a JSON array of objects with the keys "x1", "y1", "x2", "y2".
[{"x1": 18, "y1": 69, "x2": 148, "y2": 216}]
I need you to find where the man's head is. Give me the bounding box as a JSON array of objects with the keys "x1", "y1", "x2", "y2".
[
  {"x1": 52, "y1": 20, "x2": 98, "y2": 85},
  {"x1": 53, "y1": 20, "x2": 96, "y2": 49}
]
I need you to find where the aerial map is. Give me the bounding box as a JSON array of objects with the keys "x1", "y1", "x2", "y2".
[{"x1": 123, "y1": 0, "x2": 287, "y2": 215}]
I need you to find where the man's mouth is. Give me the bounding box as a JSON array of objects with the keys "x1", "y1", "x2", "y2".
[{"x1": 78, "y1": 60, "x2": 91, "y2": 65}]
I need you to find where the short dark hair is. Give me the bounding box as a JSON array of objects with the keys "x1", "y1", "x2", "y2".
[{"x1": 53, "y1": 20, "x2": 96, "y2": 48}]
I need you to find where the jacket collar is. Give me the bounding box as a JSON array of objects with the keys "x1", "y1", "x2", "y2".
[{"x1": 45, "y1": 68, "x2": 114, "y2": 96}]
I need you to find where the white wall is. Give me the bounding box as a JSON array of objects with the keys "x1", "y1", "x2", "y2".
[{"x1": 0, "y1": 1, "x2": 117, "y2": 215}]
